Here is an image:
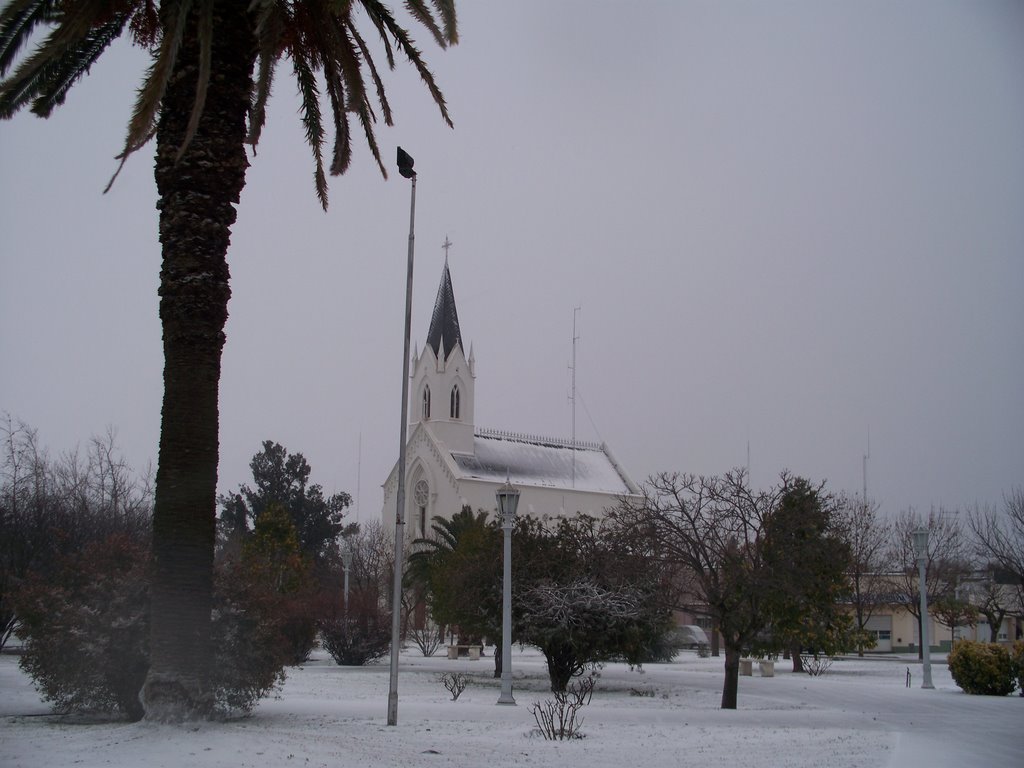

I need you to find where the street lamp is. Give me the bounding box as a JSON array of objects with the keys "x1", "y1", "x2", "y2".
[
  {"x1": 495, "y1": 477, "x2": 520, "y2": 705},
  {"x1": 388, "y1": 147, "x2": 417, "y2": 727},
  {"x1": 912, "y1": 526, "x2": 935, "y2": 689}
]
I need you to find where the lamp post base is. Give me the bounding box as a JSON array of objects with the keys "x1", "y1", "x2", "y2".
[{"x1": 497, "y1": 673, "x2": 516, "y2": 705}]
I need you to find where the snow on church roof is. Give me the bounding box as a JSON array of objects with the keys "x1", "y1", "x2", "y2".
[{"x1": 451, "y1": 428, "x2": 639, "y2": 496}]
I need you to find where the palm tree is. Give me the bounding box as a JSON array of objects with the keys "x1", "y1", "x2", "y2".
[
  {"x1": 408, "y1": 506, "x2": 501, "y2": 669},
  {"x1": 0, "y1": 0, "x2": 457, "y2": 721}
]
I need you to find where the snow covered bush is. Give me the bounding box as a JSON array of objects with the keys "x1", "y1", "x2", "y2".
[
  {"x1": 947, "y1": 640, "x2": 1016, "y2": 696},
  {"x1": 13, "y1": 534, "x2": 293, "y2": 720}
]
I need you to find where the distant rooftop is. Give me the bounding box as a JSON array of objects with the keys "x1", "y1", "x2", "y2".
[{"x1": 450, "y1": 428, "x2": 638, "y2": 496}]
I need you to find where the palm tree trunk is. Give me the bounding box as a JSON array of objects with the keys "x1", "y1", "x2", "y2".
[{"x1": 142, "y1": 2, "x2": 256, "y2": 721}]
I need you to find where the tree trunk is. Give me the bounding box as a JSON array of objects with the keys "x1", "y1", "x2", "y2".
[
  {"x1": 493, "y1": 641, "x2": 502, "y2": 679},
  {"x1": 543, "y1": 641, "x2": 578, "y2": 693},
  {"x1": 142, "y1": 3, "x2": 256, "y2": 721},
  {"x1": 790, "y1": 642, "x2": 804, "y2": 673},
  {"x1": 721, "y1": 644, "x2": 740, "y2": 709}
]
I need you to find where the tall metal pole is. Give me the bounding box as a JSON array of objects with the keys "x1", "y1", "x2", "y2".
[
  {"x1": 913, "y1": 526, "x2": 935, "y2": 690},
  {"x1": 387, "y1": 163, "x2": 416, "y2": 726},
  {"x1": 496, "y1": 479, "x2": 519, "y2": 705},
  {"x1": 917, "y1": 554, "x2": 934, "y2": 689},
  {"x1": 342, "y1": 548, "x2": 352, "y2": 616}
]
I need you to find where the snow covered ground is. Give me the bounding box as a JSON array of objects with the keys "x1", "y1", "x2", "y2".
[{"x1": 2, "y1": 646, "x2": 1020, "y2": 768}]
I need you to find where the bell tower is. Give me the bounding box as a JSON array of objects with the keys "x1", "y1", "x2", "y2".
[{"x1": 409, "y1": 255, "x2": 476, "y2": 455}]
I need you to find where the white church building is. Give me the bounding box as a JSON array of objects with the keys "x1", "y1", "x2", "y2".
[{"x1": 381, "y1": 260, "x2": 640, "y2": 537}]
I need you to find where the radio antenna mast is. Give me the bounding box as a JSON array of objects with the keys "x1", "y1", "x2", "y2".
[
  {"x1": 862, "y1": 425, "x2": 870, "y2": 513},
  {"x1": 569, "y1": 307, "x2": 581, "y2": 487},
  {"x1": 356, "y1": 431, "x2": 362, "y2": 523}
]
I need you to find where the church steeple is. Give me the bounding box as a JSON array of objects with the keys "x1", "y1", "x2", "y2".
[
  {"x1": 410, "y1": 250, "x2": 476, "y2": 455},
  {"x1": 426, "y1": 258, "x2": 463, "y2": 360}
]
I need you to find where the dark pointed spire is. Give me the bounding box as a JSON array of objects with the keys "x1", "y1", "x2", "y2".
[{"x1": 426, "y1": 260, "x2": 463, "y2": 360}]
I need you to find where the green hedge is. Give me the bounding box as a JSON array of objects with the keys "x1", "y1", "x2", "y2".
[{"x1": 947, "y1": 640, "x2": 1016, "y2": 696}]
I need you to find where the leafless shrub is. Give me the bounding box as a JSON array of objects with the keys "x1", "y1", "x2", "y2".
[
  {"x1": 801, "y1": 654, "x2": 834, "y2": 676},
  {"x1": 530, "y1": 675, "x2": 595, "y2": 740},
  {"x1": 440, "y1": 672, "x2": 467, "y2": 700},
  {"x1": 411, "y1": 625, "x2": 443, "y2": 657}
]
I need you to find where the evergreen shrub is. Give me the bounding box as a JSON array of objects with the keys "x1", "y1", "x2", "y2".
[
  {"x1": 14, "y1": 534, "x2": 291, "y2": 720},
  {"x1": 1012, "y1": 641, "x2": 1024, "y2": 697},
  {"x1": 14, "y1": 535, "x2": 150, "y2": 720},
  {"x1": 319, "y1": 592, "x2": 391, "y2": 666},
  {"x1": 947, "y1": 640, "x2": 1016, "y2": 696}
]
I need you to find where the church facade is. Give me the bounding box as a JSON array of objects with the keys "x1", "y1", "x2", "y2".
[{"x1": 381, "y1": 261, "x2": 640, "y2": 537}]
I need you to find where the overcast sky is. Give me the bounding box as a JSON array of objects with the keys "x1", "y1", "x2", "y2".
[{"x1": 2, "y1": 1, "x2": 1021, "y2": 523}]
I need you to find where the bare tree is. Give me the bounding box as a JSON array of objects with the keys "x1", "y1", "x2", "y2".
[
  {"x1": 969, "y1": 489, "x2": 1024, "y2": 614},
  {"x1": 834, "y1": 493, "x2": 893, "y2": 655},
  {"x1": 342, "y1": 522, "x2": 395, "y2": 618},
  {"x1": 969, "y1": 573, "x2": 1013, "y2": 643},
  {"x1": 0, "y1": 416, "x2": 152, "y2": 649},
  {"x1": 888, "y1": 508, "x2": 969, "y2": 659},
  {"x1": 615, "y1": 468, "x2": 782, "y2": 709}
]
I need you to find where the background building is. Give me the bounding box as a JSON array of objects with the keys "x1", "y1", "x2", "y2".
[{"x1": 381, "y1": 261, "x2": 639, "y2": 537}]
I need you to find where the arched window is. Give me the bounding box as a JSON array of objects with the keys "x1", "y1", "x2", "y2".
[
  {"x1": 414, "y1": 480, "x2": 429, "y2": 536},
  {"x1": 422, "y1": 385, "x2": 431, "y2": 419},
  {"x1": 450, "y1": 384, "x2": 460, "y2": 419}
]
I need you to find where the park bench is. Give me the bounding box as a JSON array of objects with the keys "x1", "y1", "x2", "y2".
[
  {"x1": 739, "y1": 658, "x2": 775, "y2": 677},
  {"x1": 446, "y1": 644, "x2": 482, "y2": 660}
]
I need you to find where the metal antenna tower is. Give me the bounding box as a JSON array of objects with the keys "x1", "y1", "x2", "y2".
[
  {"x1": 863, "y1": 425, "x2": 870, "y2": 513},
  {"x1": 569, "y1": 307, "x2": 581, "y2": 488},
  {"x1": 355, "y1": 431, "x2": 362, "y2": 523}
]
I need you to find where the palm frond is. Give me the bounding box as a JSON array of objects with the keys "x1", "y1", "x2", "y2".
[
  {"x1": 428, "y1": 0, "x2": 457, "y2": 45},
  {"x1": 360, "y1": 1, "x2": 452, "y2": 127},
  {"x1": 315, "y1": 19, "x2": 354, "y2": 176},
  {"x1": 121, "y1": 0, "x2": 191, "y2": 153},
  {"x1": 403, "y1": 0, "x2": 448, "y2": 50},
  {"x1": 175, "y1": 0, "x2": 214, "y2": 162},
  {"x1": 357, "y1": 0, "x2": 397, "y2": 70},
  {"x1": 330, "y1": 19, "x2": 386, "y2": 177},
  {"x1": 346, "y1": 19, "x2": 392, "y2": 127},
  {"x1": 247, "y1": 0, "x2": 287, "y2": 146},
  {"x1": 0, "y1": 0, "x2": 58, "y2": 78},
  {"x1": 0, "y1": 0, "x2": 129, "y2": 118},
  {"x1": 29, "y1": 17, "x2": 125, "y2": 117},
  {"x1": 291, "y1": 47, "x2": 328, "y2": 209}
]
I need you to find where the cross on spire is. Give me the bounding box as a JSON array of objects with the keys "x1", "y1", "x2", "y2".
[{"x1": 442, "y1": 235, "x2": 453, "y2": 263}]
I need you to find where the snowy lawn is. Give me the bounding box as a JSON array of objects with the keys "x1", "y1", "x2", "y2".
[{"x1": 1, "y1": 646, "x2": 1020, "y2": 768}]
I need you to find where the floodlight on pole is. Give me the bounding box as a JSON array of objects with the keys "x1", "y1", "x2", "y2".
[
  {"x1": 387, "y1": 147, "x2": 417, "y2": 726},
  {"x1": 912, "y1": 526, "x2": 935, "y2": 689},
  {"x1": 496, "y1": 476, "x2": 520, "y2": 705}
]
